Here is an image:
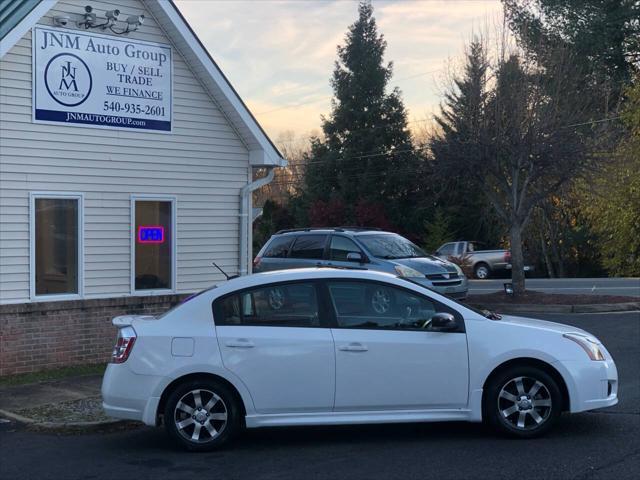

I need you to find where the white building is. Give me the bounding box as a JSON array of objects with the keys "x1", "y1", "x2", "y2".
[{"x1": 0, "y1": 0, "x2": 285, "y2": 375}]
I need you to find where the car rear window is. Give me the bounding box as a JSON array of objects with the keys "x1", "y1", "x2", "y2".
[
  {"x1": 289, "y1": 235, "x2": 327, "y2": 259},
  {"x1": 263, "y1": 236, "x2": 294, "y2": 258}
]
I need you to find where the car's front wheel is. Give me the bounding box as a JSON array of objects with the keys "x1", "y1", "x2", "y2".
[
  {"x1": 485, "y1": 366, "x2": 562, "y2": 438},
  {"x1": 164, "y1": 379, "x2": 241, "y2": 451}
]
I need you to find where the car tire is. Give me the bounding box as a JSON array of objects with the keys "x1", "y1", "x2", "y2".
[
  {"x1": 164, "y1": 379, "x2": 242, "y2": 451},
  {"x1": 484, "y1": 365, "x2": 563, "y2": 438},
  {"x1": 474, "y1": 263, "x2": 491, "y2": 279}
]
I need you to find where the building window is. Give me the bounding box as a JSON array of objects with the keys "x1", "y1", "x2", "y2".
[
  {"x1": 30, "y1": 193, "x2": 83, "y2": 298},
  {"x1": 133, "y1": 197, "x2": 175, "y2": 292}
]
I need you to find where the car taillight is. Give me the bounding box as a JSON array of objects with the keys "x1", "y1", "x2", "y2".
[
  {"x1": 111, "y1": 326, "x2": 136, "y2": 364},
  {"x1": 253, "y1": 256, "x2": 262, "y2": 268},
  {"x1": 504, "y1": 251, "x2": 511, "y2": 262}
]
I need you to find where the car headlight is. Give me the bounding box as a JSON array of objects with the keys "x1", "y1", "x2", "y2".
[
  {"x1": 563, "y1": 333, "x2": 605, "y2": 361},
  {"x1": 394, "y1": 265, "x2": 424, "y2": 278},
  {"x1": 452, "y1": 264, "x2": 463, "y2": 276}
]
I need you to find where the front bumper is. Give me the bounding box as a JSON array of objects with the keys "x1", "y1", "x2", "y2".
[
  {"x1": 554, "y1": 357, "x2": 618, "y2": 413},
  {"x1": 101, "y1": 363, "x2": 165, "y2": 426},
  {"x1": 411, "y1": 276, "x2": 469, "y2": 300}
]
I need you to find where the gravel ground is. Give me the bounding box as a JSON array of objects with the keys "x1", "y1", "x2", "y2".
[{"x1": 15, "y1": 396, "x2": 109, "y2": 423}]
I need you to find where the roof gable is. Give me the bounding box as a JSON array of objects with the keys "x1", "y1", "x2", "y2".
[{"x1": 0, "y1": 0, "x2": 285, "y2": 167}]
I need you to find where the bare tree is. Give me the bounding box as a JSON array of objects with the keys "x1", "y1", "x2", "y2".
[{"x1": 433, "y1": 33, "x2": 604, "y2": 294}]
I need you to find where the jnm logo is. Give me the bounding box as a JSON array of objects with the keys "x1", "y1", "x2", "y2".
[
  {"x1": 44, "y1": 53, "x2": 92, "y2": 107},
  {"x1": 59, "y1": 61, "x2": 78, "y2": 92}
]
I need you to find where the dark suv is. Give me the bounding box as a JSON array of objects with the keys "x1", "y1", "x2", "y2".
[{"x1": 253, "y1": 228, "x2": 468, "y2": 300}]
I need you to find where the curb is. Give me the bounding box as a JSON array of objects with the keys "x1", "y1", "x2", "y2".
[
  {"x1": 466, "y1": 301, "x2": 640, "y2": 314},
  {"x1": 0, "y1": 408, "x2": 138, "y2": 432}
]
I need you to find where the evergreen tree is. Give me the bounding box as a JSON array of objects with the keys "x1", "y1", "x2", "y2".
[
  {"x1": 430, "y1": 40, "x2": 503, "y2": 246},
  {"x1": 303, "y1": 1, "x2": 424, "y2": 233}
]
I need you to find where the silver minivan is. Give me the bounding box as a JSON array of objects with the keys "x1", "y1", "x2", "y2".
[{"x1": 253, "y1": 228, "x2": 468, "y2": 299}]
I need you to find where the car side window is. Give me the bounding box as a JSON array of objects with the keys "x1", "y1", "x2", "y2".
[
  {"x1": 289, "y1": 235, "x2": 327, "y2": 259},
  {"x1": 439, "y1": 243, "x2": 455, "y2": 256},
  {"x1": 263, "y1": 236, "x2": 294, "y2": 258},
  {"x1": 327, "y1": 281, "x2": 454, "y2": 331},
  {"x1": 329, "y1": 236, "x2": 362, "y2": 261},
  {"x1": 214, "y1": 282, "x2": 320, "y2": 327}
]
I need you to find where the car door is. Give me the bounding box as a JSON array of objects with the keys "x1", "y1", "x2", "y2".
[
  {"x1": 326, "y1": 235, "x2": 367, "y2": 269},
  {"x1": 326, "y1": 279, "x2": 469, "y2": 411},
  {"x1": 214, "y1": 281, "x2": 335, "y2": 414},
  {"x1": 286, "y1": 234, "x2": 330, "y2": 269}
]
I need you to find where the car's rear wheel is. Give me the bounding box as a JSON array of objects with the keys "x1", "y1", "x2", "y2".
[
  {"x1": 474, "y1": 263, "x2": 491, "y2": 279},
  {"x1": 485, "y1": 366, "x2": 562, "y2": 438},
  {"x1": 164, "y1": 379, "x2": 241, "y2": 451}
]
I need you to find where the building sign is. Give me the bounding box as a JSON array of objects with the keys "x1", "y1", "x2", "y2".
[
  {"x1": 33, "y1": 27, "x2": 172, "y2": 132},
  {"x1": 138, "y1": 226, "x2": 165, "y2": 244}
]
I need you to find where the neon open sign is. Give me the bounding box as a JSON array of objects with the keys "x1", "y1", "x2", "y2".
[{"x1": 138, "y1": 226, "x2": 165, "y2": 244}]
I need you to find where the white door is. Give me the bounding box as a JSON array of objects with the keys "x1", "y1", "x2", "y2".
[
  {"x1": 214, "y1": 281, "x2": 335, "y2": 414},
  {"x1": 327, "y1": 280, "x2": 469, "y2": 411}
]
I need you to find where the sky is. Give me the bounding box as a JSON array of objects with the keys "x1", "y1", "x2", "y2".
[{"x1": 175, "y1": 0, "x2": 503, "y2": 142}]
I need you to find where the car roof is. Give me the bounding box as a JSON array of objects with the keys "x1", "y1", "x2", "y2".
[
  {"x1": 211, "y1": 268, "x2": 398, "y2": 296},
  {"x1": 274, "y1": 227, "x2": 390, "y2": 236}
]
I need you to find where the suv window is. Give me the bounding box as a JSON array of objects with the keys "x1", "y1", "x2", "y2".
[
  {"x1": 289, "y1": 235, "x2": 327, "y2": 259},
  {"x1": 329, "y1": 236, "x2": 362, "y2": 261},
  {"x1": 438, "y1": 243, "x2": 455, "y2": 256},
  {"x1": 263, "y1": 236, "x2": 294, "y2": 258},
  {"x1": 214, "y1": 282, "x2": 320, "y2": 327},
  {"x1": 327, "y1": 281, "x2": 454, "y2": 331}
]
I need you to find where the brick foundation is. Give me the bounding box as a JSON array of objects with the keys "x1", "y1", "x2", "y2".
[{"x1": 0, "y1": 294, "x2": 188, "y2": 376}]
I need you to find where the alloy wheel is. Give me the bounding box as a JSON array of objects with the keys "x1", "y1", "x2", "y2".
[
  {"x1": 173, "y1": 389, "x2": 228, "y2": 444},
  {"x1": 475, "y1": 265, "x2": 489, "y2": 279},
  {"x1": 498, "y1": 376, "x2": 552, "y2": 431}
]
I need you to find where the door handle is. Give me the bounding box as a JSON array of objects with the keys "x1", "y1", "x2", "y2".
[
  {"x1": 225, "y1": 339, "x2": 255, "y2": 348},
  {"x1": 339, "y1": 342, "x2": 368, "y2": 352}
]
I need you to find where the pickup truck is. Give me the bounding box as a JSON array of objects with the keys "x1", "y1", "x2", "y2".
[{"x1": 435, "y1": 241, "x2": 529, "y2": 279}]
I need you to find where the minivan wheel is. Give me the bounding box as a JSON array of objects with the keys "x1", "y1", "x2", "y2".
[
  {"x1": 164, "y1": 379, "x2": 241, "y2": 451},
  {"x1": 485, "y1": 366, "x2": 562, "y2": 438},
  {"x1": 474, "y1": 263, "x2": 491, "y2": 279}
]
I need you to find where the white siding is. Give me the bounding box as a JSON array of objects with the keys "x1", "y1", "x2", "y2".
[{"x1": 0, "y1": 0, "x2": 250, "y2": 303}]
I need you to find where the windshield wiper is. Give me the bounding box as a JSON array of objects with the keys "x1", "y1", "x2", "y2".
[{"x1": 482, "y1": 310, "x2": 502, "y2": 320}]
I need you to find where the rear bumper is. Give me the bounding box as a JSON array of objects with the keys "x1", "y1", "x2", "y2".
[{"x1": 101, "y1": 363, "x2": 164, "y2": 426}]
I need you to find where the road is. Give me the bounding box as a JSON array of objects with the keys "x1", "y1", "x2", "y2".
[
  {"x1": 1, "y1": 311, "x2": 638, "y2": 480},
  {"x1": 469, "y1": 277, "x2": 640, "y2": 297}
]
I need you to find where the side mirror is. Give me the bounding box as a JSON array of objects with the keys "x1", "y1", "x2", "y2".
[
  {"x1": 346, "y1": 252, "x2": 365, "y2": 263},
  {"x1": 430, "y1": 312, "x2": 458, "y2": 331}
]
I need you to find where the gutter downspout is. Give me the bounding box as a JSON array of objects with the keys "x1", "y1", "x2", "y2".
[{"x1": 239, "y1": 167, "x2": 276, "y2": 276}]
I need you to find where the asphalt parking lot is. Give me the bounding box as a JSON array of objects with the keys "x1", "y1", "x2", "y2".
[{"x1": 1, "y1": 311, "x2": 638, "y2": 480}]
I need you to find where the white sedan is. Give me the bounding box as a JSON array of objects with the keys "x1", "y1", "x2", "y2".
[{"x1": 102, "y1": 268, "x2": 618, "y2": 451}]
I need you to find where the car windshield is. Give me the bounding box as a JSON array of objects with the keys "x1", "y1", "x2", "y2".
[{"x1": 357, "y1": 234, "x2": 427, "y2": 259}]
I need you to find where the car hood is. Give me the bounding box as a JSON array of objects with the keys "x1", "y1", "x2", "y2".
[
  {"x1": 391, "y1": 256, "x2": 458, "y2": 275},
  {"x1": 497, "y1": 314, "x2": 594, "y2": 338}
]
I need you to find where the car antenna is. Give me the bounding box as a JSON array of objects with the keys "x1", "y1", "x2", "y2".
[{"x1": 212, "y1": 262, "x2": 239, "y2": 280}]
